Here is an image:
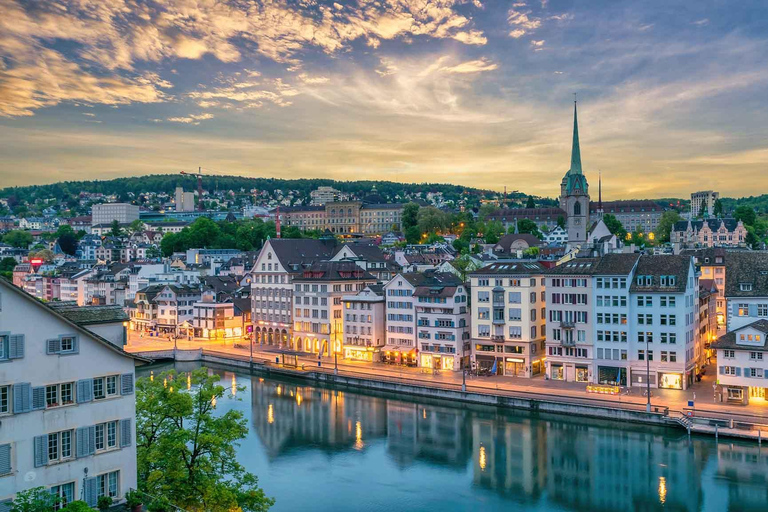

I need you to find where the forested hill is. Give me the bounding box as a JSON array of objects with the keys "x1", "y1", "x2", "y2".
[{"x1": 0, "y1": 174, "x2": 518, "y2": 204}]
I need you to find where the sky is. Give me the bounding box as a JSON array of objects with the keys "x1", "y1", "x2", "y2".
[{"x1": 1, "y1": 0, "x2": 768, "y2": 199}]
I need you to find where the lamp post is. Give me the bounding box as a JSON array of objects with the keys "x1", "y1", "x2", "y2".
[
  {"x1": 249, "y1": 329, "x2": 254, "y2": 370},
  {"x1": 646, "y1": 346, "x2": 651, "y2": 413}
]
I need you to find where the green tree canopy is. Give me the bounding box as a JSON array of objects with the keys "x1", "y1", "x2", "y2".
[
  {"x1": 526, "y1": 196, "x2": 536, "y2": 209},
  {"x1": 734, "y1": 205, "x2": 757, "y2": 226},
  {"x1": 136, "y1": 369, "x2": 274, "y2": 512},
  {"x1": 109, "y1": 219, "x2": 123, "y2": 238},
  {"x1": 416, "y1": 207, "x2": 450, "y2": 235},
  {"x1": 602, "y1": 214, "x2": 628, "y2": 241},
  {"x1": 3, "y1": 230, "x2": 33, "y2": 248},
  {"x1": 655, "y1": 210, "x2": 682, "y2": 243},
  {"x1": 10, "y1": 486, "x2": 59, "y2": 511},
  {"x1": 713, "y1": 198, "x2": 724, "y2": 217},
  {"x1": 402, "y1": 202, "x2": 419, "y2": 230},
  {"x1": 57, "y1": 231, "x2": 79, "y2": 255},
  {"x1": 512, "y1": 219, "x2": 542, "y2": 238}
]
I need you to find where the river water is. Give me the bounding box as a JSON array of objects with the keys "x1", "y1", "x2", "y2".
[{"x1": 143, "y1": 365, "x2": 768, "y2": 511}]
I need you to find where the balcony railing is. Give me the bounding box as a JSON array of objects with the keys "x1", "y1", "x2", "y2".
[
  {"x1": 560, "y1": 320, "x2": 576, "y2": 329},
  {"x1": 491, "y1": 335, "x2": 505, "y2": 341},
  {"x1": 561, "y1": 338, "x2": 576, "y2": 347}
]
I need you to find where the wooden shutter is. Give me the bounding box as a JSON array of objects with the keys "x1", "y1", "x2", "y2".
[
  {"x1": 31, "y1": 387, "x2": 46, "y2": 410},
  {"x1": 84, "y1": 477, "x2": 98, "y2": 507},
  {"x1": 0, "y1": 499, "x2": 13, "y2": 512},
  {"x1": 88, "y1": 425, "x2": 96, "y2": 455},
  {"x1": 8, "y1": 334, "x2": 24, "y2": 359},
  {"x1": 77, "y1": 379, "x2": 93, "y2": 403},
  {"x1": 47, "y1": 338, "x2": 61, "y2": 354},
  {"x1": 120, "y1": 418, "x2": 132, "y2": 447},
  {"x1": 76, "y1": 427, "x2": 89, "y2": 458},
  {"x1": 121, "y1": 373, "x2": 134, "y2": 395},
  {"x1": 12, "y1": 383, "x2": 30, "y2": 413},
  {"x1": 0, "y1": 444, "x2": 10, "y2": 475},
  {"x1": 33, "y1": 435, "x2": 47, "y2": 467},
  {"x1": 736, "y1": 367, "x2": 742, "y2": 377}
]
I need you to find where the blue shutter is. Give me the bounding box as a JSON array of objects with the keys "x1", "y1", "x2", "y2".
[
  {"x1": 33, "y1": 435, "x2": 47, "y2": 467},
  {"x1": 0, "y1": 499, "x2": 12, "y2": 512},
  {"x1": 121, "y1": 373, "x2": 134, "y2": 395},
  {"x1": 120, "y1": 418, "x2": 132, "y2": 447},
  {"x1": 88, "y1": 425, "x2": 96, "y2": 455},
  {"x1": 31, "y1": 387, "x2": 45, "y2": 410},
  {"x1": 745, "y1": 367, "x2": 752, "y2": 377},
  {"x1": 749, "y1": 304, "x2": 758, "y2": 317},
  {"x1": 0, "y1": 444, "x2": 10, "y2": 475},
  {"x1": 76, "y1": 427, "x2": 89, "y2": 458},
  {"x1": 77, "y1": 379, "x2": 93, "y2": 403},
  {"x1": 84, "y1": 477, "x2": 98, "y2": 507},
  {"x1": 13, "y1": 383, "x2": 30, "y2": 413},
  {"x1": 719, "y1": 366, "x2": 725, "y2": 375},
  {"x1": 46, "y1": 338, "x2": 61, "y2": 355},
  {"x1": 8, "y1": 334, "x2": 24, "y2": 359},
  {"x1": 736, "y1": 367, "x2": 742, "y2": 377}
]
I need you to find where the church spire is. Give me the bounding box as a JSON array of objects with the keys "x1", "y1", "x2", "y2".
[
  {"x1": 597, "y1": 170, "x2": 604, "y2": 217},
  {"x1": 570, "y1": 100, "x2": 582, "y2": 174}
]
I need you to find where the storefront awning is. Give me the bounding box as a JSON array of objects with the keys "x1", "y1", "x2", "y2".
[{"x1": 382, "y1": 345, "x2": 414, "y2": 353}]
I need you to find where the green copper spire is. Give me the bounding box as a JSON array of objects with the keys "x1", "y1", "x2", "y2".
[{"x1": 570, "y1": 100, "x2": 582, "y2": 174}]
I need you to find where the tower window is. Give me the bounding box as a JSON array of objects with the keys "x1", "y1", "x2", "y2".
[{"x1": 574, "y1": 202, "x2": 581, "y2": 215}]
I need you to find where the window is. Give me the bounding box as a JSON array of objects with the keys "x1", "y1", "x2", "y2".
[
  {"x1": 759, "y1": 304, "x2": 768, "y2": 317},
  {"x1": 750, "y1": 352, "x2": 764, "y2": 360},
  {"x1": 97, "y1": 470, "x2": 119, "y2": 499},
  {"x1": 738, "y1": 303, "x2": 749, "y2": 316},
  {"x1": 740, "y1": 283, "x2": 753, "y2": 292},
  {"x1": 51, "y1": 482, "x2": 75, "y2": 510},
  {"x1": 95, "y1": 421, "x2": 118, "y2": 452},
  {"x1": 723, "y1": 349, "x2": 735, "y2": 359},
  {"x1": 48, "y1": 430, "x2": 74, "y2": 462},
  {"x1": 0, "y1": 385, "x2": 9, "y2": 414},
  {"x1": 60, "y1": 336, "x2": 75, "y2": 353}
]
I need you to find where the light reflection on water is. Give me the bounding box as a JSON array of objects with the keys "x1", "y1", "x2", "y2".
[{"x1": 141, "y1": 365, "x2": 768, "y2": 512}]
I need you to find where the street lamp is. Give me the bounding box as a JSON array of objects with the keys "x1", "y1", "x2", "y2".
[{"x1": 646, "y1": 345, "x2": 651, "y2": 413}]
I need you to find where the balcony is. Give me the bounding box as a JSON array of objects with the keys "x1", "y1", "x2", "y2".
[
  {"x1": 492, "y1": 317, "x2": 506, "y2": 325},
  {"x1": 491, "y1": 335, "x2": 505, "y2": 341},
  {"x1": 560, "y1": 320, "x2": 575, "y2": 329},
  {"x1": 561, "y1": 338, "x2": 576, "y2": 347}
]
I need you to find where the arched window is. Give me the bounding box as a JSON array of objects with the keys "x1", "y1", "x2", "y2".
[{"x1": 574, "y1": 202, "x2": 581, "y2": 216}]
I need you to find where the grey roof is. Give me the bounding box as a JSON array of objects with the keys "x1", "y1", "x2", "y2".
[
  {"x1": 266, "y1": 238, "x2": 339, "y2": 271},
  {"x1": 724, "y1": 252, "x2": 768, "y2": 297},
  {"x1": 339, "y1": 242, "x2": 388, "y2": 262},
  {"x1": 48, "y1": 303, "x2": 128, "y2": 325},
  {"x1": 591, "y1": 200, "x2": 662, "y2": 214},
  {"x1": 673, "y1": 218, "x2": 740, "y2": 232},
  {"x1": 390, "y1": 271, "x2": 463, "y2": 288},
  {"x1": 593, "y1": 253, "x2": 640, "y2": 275},
  {"x1": 711, "y1": 320, "x2": 768, "y2": 352},
  {"x1": 469, "y1": 261, "x2": 546, "y2": 275},
  {"x1": 629, "y1": 255, "x2": 692, "y2": 293},
  {"x1": 547, "y1": 258, "x2": 601, "y2": 275},
  {"x1": 293, "y1": 261, "x2": 376, "y2": 281},
  {"x1": 493, "y1": 234, "x2": 543, "y2": 253}
]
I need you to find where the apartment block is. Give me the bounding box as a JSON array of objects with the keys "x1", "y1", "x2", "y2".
[
  {"x1": 342, "y1": 285, "x2": 386, "y2": 362},
  {"x1": 414, "y1": 273, "x2": 469, "y2": 371},
  {"x1": 91, "y1": 203, "x2": 139, "y2": 226},
  {"x1": 712, "y1": 319, "x2": 768, "y2": 404}
]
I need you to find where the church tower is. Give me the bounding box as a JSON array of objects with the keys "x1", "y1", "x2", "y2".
[{"x1": 560, "y1": 100, "x2": 590, "y2": 248}]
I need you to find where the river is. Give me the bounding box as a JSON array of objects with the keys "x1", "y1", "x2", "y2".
[{"x1": 141, "y1": 364, "x2": 768, "y2": 511}]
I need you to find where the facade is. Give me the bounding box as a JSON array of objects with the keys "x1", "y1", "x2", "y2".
[
  {"x1": 174, "y1": 187, "x2": 195, "y2": 212},
  {"x1": 341, "y1": 285, "x2": 386, "y2": 362},
  {"x1": 330, "y1": 242, "x2": 400, "y2": 281},
  {"x1": 724, "y1": 252, "x2": 768, "y2": 332},
  {"x1": 699, "y1": 279, "x2": 719, "y2": 361},
  {"x1": 414, "y1": 274, "x2": 470, "y2": 371},
  {"x1": 543, "y1": 226, "x2": 568, "y2": 245},
  {"x1": 470, "y1": 262, "x2": 547, "y2": 377},
  {"x1": 192, "y1": 290, "x2": 241, "y2": 340},
  {"x1": 591, "y1": 200, "x2": 663, "y2": 234},
  {"x1": 0, "y1": 279, "x2": 140, "y2": 508},
  {"x1": 310, "y1": 186, "x2": 343, "y2": 205},
  {"x1": 383, "y1": 273, "x2": 420, "y2": 366},
  {"x1": 279, "y1": 202, "x2": 404, "y2": 235},
  {"x1": 691, "y1": 190, "x2": 719, "y2": 218},
  {"x1": 359, "y1": 204, "x2": 403, "y2": 235},
  {"x1": 685, "y1": 248, "x2": 728, "y2": 336},
  {"x1": 152, "y1": 284, "x2": 200, "y2": 335},
  {"x1": 712, "y1": 320, "x2": 768, "y2": 404},
  {"x1": 250, "y1": 238, "x2": 338, "y2": 347},
  {"x1": 628, "y1": 255, "x2": 700, "y2": 390},
  {"x1": 280, "y1": 206, "x2": 327, "y2": 232},
  {"x1": 290, "y1": 262, "x2": 376, "y2": 357},
  {"x1": 671, "y1": 218, "x2": 747, "y2": 251},
  {"x1": 91, "y1": 203, "x2": 139, "y2": 226},
  {"x1": 487, "y1": 208, "x2": 565, "y2": 232}
]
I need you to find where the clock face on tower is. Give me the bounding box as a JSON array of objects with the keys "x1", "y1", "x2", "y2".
[{"x1": 574, "y1": 218, "x2": 581, "y2": 225}]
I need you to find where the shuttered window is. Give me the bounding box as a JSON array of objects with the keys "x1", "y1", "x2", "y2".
[{"x1": 0, "y1": 444, "x2": 10, "y2": 475}]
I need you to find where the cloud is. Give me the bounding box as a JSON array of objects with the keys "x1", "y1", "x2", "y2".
[
  {"x1": 531, "y1": 40, "x2": 545, "y2": 50},
  {"x1": 509, "y1": 29, "x2": 526, "y2": 39},
  {"x1": 439, "y1": 58, "x2": 498, "y2": 74},
  {"x1": 508, "y1": 6, "x2": 542, "y2": 39},
  {"x1": 166, "y1": 113, "x2": 214, "y2": 125},
  {"x1": 693, "y1": 19, "x2": 710, "y2": 26}
]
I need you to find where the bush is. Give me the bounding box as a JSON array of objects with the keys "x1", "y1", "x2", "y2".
[
  {"x1": 61, "y1": 502, "x2": 92, "y2": 512},
  {"x1": 125, "y1": 490, "x2": 143, "y2": 508},
  {"x1": 97, "y1": 496, "x2": 113, "y2": 511},
  {"x1": 147, "y1": 496, "x2": 173, "y2": 512}
]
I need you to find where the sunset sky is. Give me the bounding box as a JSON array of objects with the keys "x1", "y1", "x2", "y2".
[{"x1": 1, "y1": 0, "x2": 767, "y2": 199}]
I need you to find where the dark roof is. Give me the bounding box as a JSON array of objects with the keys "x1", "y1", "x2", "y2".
[
  {"x1": 493, "y1": 234, "x2": 542, "y2": 253},
  {"x1": 360, "y1": 203, "x2": 402, "y2": 210},
  {"x1": 294, "y1": 261, "x2": 376, "y2": 281},
  {"x1": 265, "y1": 238, "x2": 339, "y2": 271},
  {"x1": 724, "y1": 252, "x2": 768, "y2": 297},
  {"x1": 339, "y1": 242, "x2": 388, "y2": 262},
  {"x1": 280, "y1": 205, "x2": 325, "y2": 213},
  {"x1": 231, "y1": 297, "x2": 251, "y2": 315},
  {"x1": 699, "y1": 279, "x2": 718, "y2": 299},
  {"x1": 48, "y1": 303, "x2": 128, "y2": 325},
  {"x1": 390, "y1": 271, "x2": 463, "y2": 288},
  {"x1": 487, "y1": 208, "x2": 565, "y2": 221},
  {"x1": 680, "y1": 247, "x2": 728, "y2": 265},
  {"x1": 470, "y1": 261, "x2": 545, "y2": 275},
  {"x1": 547, "y1": 258, "x2": 601, "y2": 275},
  {"x1": 202, "y1": 275, "x2": 239, "y2": 294},
  {"x1": 629, "y1": 255, "x2": 692, "y2": 293},
  {"x1": 711, "y1": 320, "x2": 768, "y2": 352},
  {"x1": 593, "y1": 253, "x2": 640, "y2": 275}
]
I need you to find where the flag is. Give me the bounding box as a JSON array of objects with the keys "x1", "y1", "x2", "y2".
[{"x1": 490, "y1": 359, "x2": 497, "y2": 375}]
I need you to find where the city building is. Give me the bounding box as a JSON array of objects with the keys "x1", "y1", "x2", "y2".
[
  {"x1": 591, "y1": 200, "x2": 663, "y2": 234},
  {"x1": 699, "y1": 278, "x2": 719, "y2": 362},
  {"x1": 683, "y1": 248, "x2": 728, "y2": 336},
  {"x1": 174, "y1": 187, "x2": 195, "y2": 212},
  {"x1": 470, "y1": 262, "x2": 547, "y2": 377},
  {"x1": 382, "y1": 273, "x2": 424, "y2": 366},
  {"x1": 628, "y1": 255, "x2": 700, "y2": 390},
  {"x1": 279, "y1": 206, "x2": 326, "y2": 232},
  {"x1": 414, "y1": 273, "x2": 469, "y2": 371},
  {"x1": 152, "y1": 284, "x2": 200, "y2": 336},
  {"x1": 690, "y1": 190, "x2": 719, "y2": 218},
  {"x1": 711, "y1": 319, "x2": 768, "y2": 404},
  {"x1": 0, "y1": 278, "x2": 142, "y2": 508},
  {"x1": 91, "y1": 203, "x2": 140, "y2": 226},
  {"x1": 670, "y1": 218, "x2": 748, "y2": 251},
  {"x1": 723, "y1": 252, "x2": 768, "y2": 332},
  {"x1": 310, "y1": 186, "x2": 344, "y2": 205},
  {"x1": 330, "y1": 242, "x2": 400, "y2": 281},
  {"x1": 543, "y1": 226, "x2": 568, "y2": 245},
  {"x1": 250, "y1": 238, "x2": 338, "y2": 348},
  {"x1": 342, "y1": 285, "x2": 386, "y2": 362},
  {"x1": 290, "y1": 261, "x2": 376, "y2": 357},
  {"x1": 278, "y1": 202, "x2": 404, "y2": 236}
]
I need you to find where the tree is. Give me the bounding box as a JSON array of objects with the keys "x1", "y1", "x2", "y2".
[
  {"x1": 146, "y1": 246, "x2": 162, "y2": 259},
  {"x1": 556, "y1": 216, "x2": 566, "y2": 229},
  {"x1": 110, "y1": 219, "x2": 123, "y2": 238},
  {"x1": 655, "y1": 210, "x2": 682, "y2": 243},
  {"x1": 402, "y1": 203, "x2": 419, "y2": 230},
  {"x1": 523, "y1": 247, "x2": 540, "y2": 258},
  {"x1": 128, "y1": 219, "x2": 145, "y2": 235},
  {"x1": 602, "y1": 214, "x2": 628, "y2": 241},
  {"x1": 483, "y1": 220, "x2": 505, "y2": 244},
  {"x1": 0, "y1": 256, "x2": 17, "y2": 273},
  {"x1": 3, "y1": 230, "x2": 32, "y2": 248},
  {"x1": 713, "y1": 198, "x2": 724, "y2": 218},
  {"x1": 416, "y1": 207, "x2": 450, "y2": 235},
  {"x1": 514, "y1": 219, "x2": 542, "y2": 238},
  {"x1": 526, "y1": 196, "x2": 536, "y2": 209},
  {"x1": 405, "y1": 225, "x2": 421, "y2": 244},
  {"x1": 478, "y1": 204, "x2": 498, "y2": 221},
  {"x1": 734, "y1": 205, "x2": 757, "y2": 226},
  {"x1": 30, "y1": 249, "x2": 54, "y2": 262},
  {"x1": 137, "y1": 369, "x2": 274, "y2": 512},
  {"x1": 10, "y1": 486, "x2": 59, "y2": 511},
  {"x1": 58, "y1": 231, "x2": 79, "y2": 255}
]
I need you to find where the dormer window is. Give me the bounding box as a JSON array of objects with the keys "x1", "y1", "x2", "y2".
[
  {"x1": 740, "y1": 283, "x2": 753, "y2": 292},
  {"x1": 660, "y1": 275, "x2": 675, "y2": 287}
]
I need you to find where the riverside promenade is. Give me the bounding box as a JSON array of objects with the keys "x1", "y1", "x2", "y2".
[{"x1": 126, "y1": 334, "x2": 768, "y2": 442}]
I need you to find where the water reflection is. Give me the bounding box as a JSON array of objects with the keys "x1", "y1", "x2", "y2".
[{"x1": 166, "y1": 367, "x2": 768, "y2": 511}]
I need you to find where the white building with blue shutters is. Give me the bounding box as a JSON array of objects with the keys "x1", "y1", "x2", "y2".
[
  {"x1": 0, "y1": 278, "x2": 143, "y2": 509},
  {"x1": 711, "y1": 319, "x2": 768, "y2": 405}
]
